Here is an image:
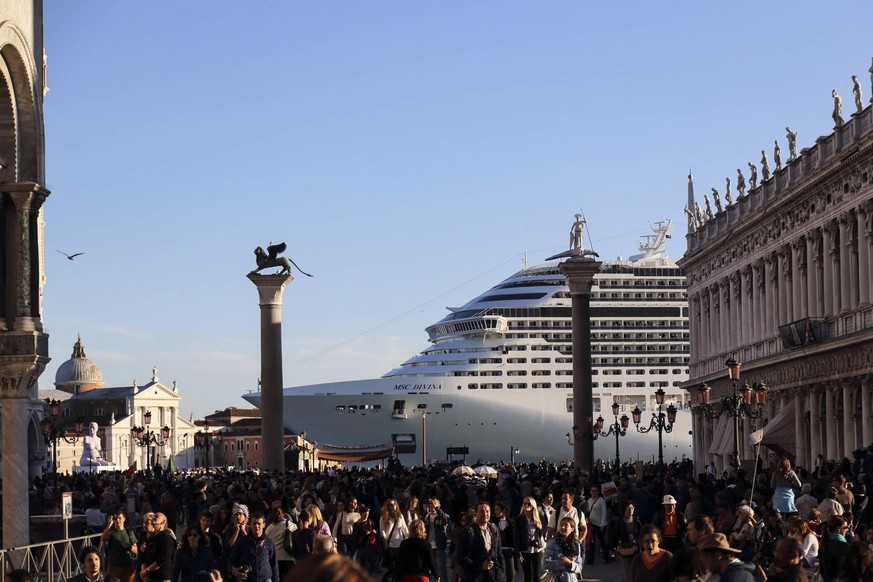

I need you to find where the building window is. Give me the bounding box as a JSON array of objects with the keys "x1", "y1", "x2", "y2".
[{"x1": 254, "y1": 441, "x2": 259, "y2": 451}]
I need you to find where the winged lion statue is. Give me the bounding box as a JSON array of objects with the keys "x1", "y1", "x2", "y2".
[{"x1": 249, "y1": 242, "x2": 313, "y2": 277}]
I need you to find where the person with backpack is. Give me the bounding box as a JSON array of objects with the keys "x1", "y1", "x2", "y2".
[
  {"x1": 352, "y1": 506, "x2": 379, "y2": 575},
  {"x1": 101, "y1": 509, "x2": 138, "y2": 582}
]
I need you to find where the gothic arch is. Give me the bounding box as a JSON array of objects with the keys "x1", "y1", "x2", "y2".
[{"x1": 0, "y1": 20, "x2": 42, "y2": 184}]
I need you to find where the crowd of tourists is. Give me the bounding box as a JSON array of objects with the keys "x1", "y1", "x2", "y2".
[{"x1": 13, "y1": 445, "x2": 873, "y2": 582}]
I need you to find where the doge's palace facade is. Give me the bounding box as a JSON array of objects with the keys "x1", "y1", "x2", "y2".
[{"x1": 679, "y1": 87, "x2": 873, "y2": 473}]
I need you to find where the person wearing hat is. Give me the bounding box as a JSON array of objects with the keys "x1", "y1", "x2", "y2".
[
  {"x1": 698, "y1": 533, "x2": 756, "y2": 582},
  {"x1": 225, "y1": 503, "x2": 250, "y2": 550},
  {"x1": 652, "y1": 495, "x2": 686, "y2": 553}
]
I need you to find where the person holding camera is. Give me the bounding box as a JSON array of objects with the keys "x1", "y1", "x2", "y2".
[
  {"x1": 229, "y1": 512, "x2": 280, "y2": 582},
  {"x1": 101, "y1": 510, "x2": 137, "y2": 582}
]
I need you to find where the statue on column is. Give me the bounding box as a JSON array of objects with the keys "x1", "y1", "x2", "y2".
[
  {"x1": 852, "y1": 75, "x2": 863, "y2": 113},
  {"x1": 711, "y1": 187, "x2": 722, "y2": 213},
  {"x1": 736, "y1": 168, "x2": 746, "y2": 199},
  {"x1": 694, "y1": 202, "x2": 704, "y2": 227},
  {"x1": 684, "y1": 205, "x2": 697, "y2": 232},
  {"x1": 786, "y1": 127, "x2": 798, "y2": 160},
  {"x1": 774, "y1": 140, "x2": 782, "y2": 171},
  {"x1": 80, "y1": 422, "x2": 115, "y2": 466},
  {"x1": 547, "y1": 214, "x2": 599, "y2": 260},
  {"x1": 724, "y1": 177, "x2": 732, "y2": 206},
  {"x1": 869, "y1": 58, "x2": 873, "y2": 104},
  {"x1": 249, "y1": 242, "x2": 313, "y2": 277},
  {"x1": 761, "y1": 150, "x2": 771, "y2": 181},
  {"x1": 703, "y1": 194, "x2": 714, "y2": 222},
  {"x1": 748, "y1": 162, "x2": 758, "y2": 190},
  {"x1": 832, "y1": 89, "x2": 845, "y2": 127}
]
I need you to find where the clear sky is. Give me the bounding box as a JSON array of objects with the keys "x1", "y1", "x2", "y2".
[{"x1": 42, "y1": 2, "x2": 872, "y2": 419}]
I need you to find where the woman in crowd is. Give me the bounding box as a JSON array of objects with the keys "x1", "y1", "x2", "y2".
[
  {"x1": 173, "y1": 526, "x2": 214, "y2": 581},
  {"x1": 787, "y1": 516, "x2": 818, "y2": 568},
  {"x1": 770, "y1": 457, "x2": 802, "y2": 516},
  {"x1": 136, "y1": 513, "x2": 157, "y2": 582},
  {"x1": 628, "y1": 525, "x2": 672, "y2": 582},
  {"x1": 223, "y1": 503, "x2": 249, "y2": 550},
  {"x1": 819, "y1": 515, "x2": 850, "y2": 582},
  {"x1": 139, "y1": 513, "x2": 175, "y2": 582},
  {"x1": 396, "y1": 519, "x2": 437, "y2": 582},
  {"x1": 352, "y1": 506, "x2": 379, "y2": 575},
  {"x1": 265, "y1": 503, "x2": 297, "y2": 579},
  {"x1": 543, "y1": 516, "x2": 584, "y2": 582},
  {"x1": 608, "y1": 500, "x2": 642, "y2": 582},
  {"x1": 494, "y1": 502, "x2": 516, "y2": 582},
  {"x1": 380, "y1": 499, "x2": 409, "y2": 578},
  {"x1": 287, "y1": 553, "x2": 372, "y2": 582},
  {"x1": 450, "y1": 511, "x2": 473, "y2": 582},
  {"x1": 403, "y1": 496, "x2": 422, "y2": 527},
  {"x1": 514, "y1": 496, "x2": 545, "y2": 582},
  {"x1": 308, "y1": 504, "x2": 332, "y2": 538},
  {"x1": 331, "y1": 497, "x2": 361, "y2": 557},
  {"x1": 294, "y1": 506, "x2": 318, "y2": 559},
  {"x1": 728, "y1": 504, "x2": 756, "y2": 561}
]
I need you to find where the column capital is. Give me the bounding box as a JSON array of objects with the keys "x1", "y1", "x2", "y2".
[
  {"x1": 558, "y1": 258, "x2": 601, "y2": 295},
  {"x1": 247, "y1": 274, "x2": 294, "y2": 306}
]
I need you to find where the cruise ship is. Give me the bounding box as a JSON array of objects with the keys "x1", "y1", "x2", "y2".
[{"x1": 244, "y1": 220, "x2": 693, "y2": 465}]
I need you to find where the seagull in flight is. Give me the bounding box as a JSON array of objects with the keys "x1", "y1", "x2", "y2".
[{"x1": 57, "y1": 250, "x2": 85, "y2": 261}]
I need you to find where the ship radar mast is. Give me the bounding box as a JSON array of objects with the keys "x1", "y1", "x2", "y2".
[{"x1": 627, "y1": 219, "x2": 672, "y2": 265}]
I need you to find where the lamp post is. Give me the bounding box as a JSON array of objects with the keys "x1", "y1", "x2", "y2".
[
  {"x1": 130, "y1": 410, "x2": 170, "y2": 472},
  {"x1": 40, "y1": 399, "x2": 84, "y2": 475},
  {"x1": 632, "y1": 388, "x2": 677, "y2": 470},
  {"x1": 510, "y1": 446, "x2": 519, "y2": 466},
  {"x1": 594, "y1": 402, "x2": 630, "y2": 471},
  {"x1": 194, "y1": 421, "x2": 222, "y2": 472},
  {"x1": 696, "y1": 357, "x2": 768, "y2": 470}
]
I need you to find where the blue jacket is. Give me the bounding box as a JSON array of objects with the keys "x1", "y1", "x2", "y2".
[
  {"x1": 543, "y1": 537, "x2": 583, "y2": 582},
  {"x1": 228, "y1": 534, "x2": 279, "y2": 582}
]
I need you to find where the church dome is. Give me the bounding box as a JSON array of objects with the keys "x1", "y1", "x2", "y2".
[{"x1": 54, "y1": 336, "x2": 104, "y2": 394}]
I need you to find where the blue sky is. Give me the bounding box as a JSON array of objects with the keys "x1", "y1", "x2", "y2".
[{"x1": 42, "y1": 2, "x2": 871, "y2": 418}]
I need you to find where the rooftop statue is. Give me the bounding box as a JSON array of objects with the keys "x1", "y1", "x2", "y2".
[
  {"x1": 869, "y1": 58, "x2": 873, "y2": 104},
  {"x1": 703, "y1": 194, "x2": 713, "y2": 222},
  {"x1": 80, "y1": 422, "x2": 114, "y2": 467},
  {"x1": 774, "y1": 140, "x2": 782, "y2": 171},
  {"x1": 832, "y1": 89, "x2": 845, "y2": 127},
  {"x1": 760, "y1": 151, "x2": 771, "y2": 181},
  {"x1": 747, "y1": 162, "x2": 758, "y2": 190},
  {"x1": 694, "y1": 202, "x2": 704, "y2": 227},
  {"x1": 786, "y1": 127, "x2": 798, "y2": 160},
  {"x1": 250, "y1": 242, "x2": 313, "y2": 277},
  {"x1": 547, "y1": 214, "x2": 599, "y2": 260},
  {"x1": 724, "y1": 177, "x2": 732, "y2": 206},
  {"x1": 711, "y1": 187, "x2": 722, "y2": 213},
  {"x1": 734, "y1": 170, "x2": 744, "y2": 200},
  {"x1": 853, "y1": 75, "x2": 863, "y2": 113},
  {"x1": 684, "y1": 205, "x2": 696, "y2": 233}
]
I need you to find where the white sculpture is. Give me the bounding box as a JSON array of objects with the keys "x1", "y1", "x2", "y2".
[
  {"x1": 786, "y1": 128, "x2": 797, "y2": 160},
  {"x1": 869, "y1": 58, "x2": 873, "y2": 104},
  {"x1": 832, "y1": 89, "x2": 844, "y2": 127},
  {"x1": 760, "y1": 151, "x2": 771, "y2": 181},
  {"x1": 853, "y1": 75, "x2": 863, "y2": 113},
  {"x1": 703, "y1": 195, "x2": 713, "y2": 221},
  {"x1": 735, "y1": 169, "x2": 745, "y2": 199},
  {"x1": 684, "y1": 205, "x2": 696, "y2": 232},
  {"x1": 80, "y1": 422, "x2": 115, "y2": 466},
  {"x1": 747, "y1": 162, "x2": 758, "y2": 190},
  {"x1": 774, "y1": 140, "x2": 782, "y2": 171},
  {"x1": 711, "y1": 188, "x2": 722, "y2": 213}
]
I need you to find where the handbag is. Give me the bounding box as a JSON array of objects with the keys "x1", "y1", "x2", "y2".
[
  {"x1": 283, "y1": 525, "x2": 293, "y2": 554},
  {"x1": 616, "y1": 540, "x2": 638, "y2": 557}
]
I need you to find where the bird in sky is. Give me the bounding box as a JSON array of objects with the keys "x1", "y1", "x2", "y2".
[{"x1": 57, "y1": 250, "x2": 84, "y2": 261}]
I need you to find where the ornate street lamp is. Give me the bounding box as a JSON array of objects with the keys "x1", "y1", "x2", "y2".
[
  {"x1": 510, "y1": 446, "x2": 520, "y2": 466},
  {"x1": 594, "y1": 402, "x2": 630, "y2": 471},
  {"x1": 130, "y1": 410, "x2": 171, "y2": 472},
  {"x1": 632, "y1": 388, "x2": 677, "y2": 470},
  {"x1": 696, "y1": 357, "x2": 767, "y2": 470},
  {"x1": 41, "y1": 399, "x2": 84, "y2": 474},
  {"x1": 195, "y1": 421, "x2": 222, "y2": 471}
]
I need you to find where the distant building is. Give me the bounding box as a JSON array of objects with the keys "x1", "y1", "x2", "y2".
[{"x1": 680, "y1": 97, "x2": 873, "y2": 472}]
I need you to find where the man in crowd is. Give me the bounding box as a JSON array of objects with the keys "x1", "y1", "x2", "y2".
[
  {"x1": 768, "y1": 537, "x2": 809, "y2": 582},
  {"x1": 229, "y1": 511, "x2": 280, "y2": 582},
  {"x1": 456, "y1": 502, "x2": 504, "y2": 582},
  {"x1": 698, "y1": 533, "x2": 756, "y2": 582}
]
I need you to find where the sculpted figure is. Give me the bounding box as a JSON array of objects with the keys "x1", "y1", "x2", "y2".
[
  {"x1": 853, "y1": 75, "x2": 863, "y2": 113},
  {"x1": 735, "y1": 169, "x2": 745, "y2": 199},
  {"x1": 760, "y1": 150, "x2": 771, "y2": 181},
  {"x1": 694, "y1": 202, "x2": 704, "y2": 226},
  {"x1": 832, "y1": 89, "x2": 844, "y2": 126},
  {"x1": 711, "y1": 187, "x2": 722, "y2": 213},
  {"x1": 684, "y1": 205, "x2": 697, "y2": 232},
  {"x1": 786, "y1": 127, "x2": 797, "y2": 160},
  {"x1": 774, "y1": 140, "x2": 782, "y2": 171},
  {"x1": 546, "y1": 213, "x2": 599, "y2": 260},
  {"x1": 703, "y1": 195, "x2": 713, "y2": 221},
  {"x1": 250, "y1": 242, "x2": 313, "y2": 277},
  {"x1": 747, "y1": 162, "x2": 758, "y2": 190},
  {"x1": 869, "y1": 58, "x2": 873, "y2": 104},
  {"x1": 80, "y1": 422, "x2": 114, "y2": 466}
]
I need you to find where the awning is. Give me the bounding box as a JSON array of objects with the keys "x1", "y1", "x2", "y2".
[
  {"x1": 313, "y1": 443, "x2": 396, "y2": 462},
  {"x1": 758, "y1": 400, "x2": 795, "y2": 457},
  {"x1": 709, "y1": 414, "x2": 734, "y2": 456}
]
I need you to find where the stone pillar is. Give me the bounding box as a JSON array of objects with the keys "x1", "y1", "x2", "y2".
[
  {"x1": 765, "y1": 254, "x2": 778, "y2": 332},
  {"x1": 793, "y1": 391, "x2": 806, "y2": 468},
  {"x1": 825, "y1": 386, "x2": 838, "y2": 460},
  {"x1": 842, "y1": 381, "x2": 855, "y2": 455},
  {"x1": 809, "y1": 388, "x2": 821, "y2": 464},
  {"x1": 702, "y1": 291, "x2": 711, "y2": 359},
  {"x1": 559, "y1": 257, "x2": 601, "y2": 473},
  {"x1": 806, "y1": 231, "x2": 822, "y2": 318},
  {"x1": 248, "y1": 273, "x2": 294, "y2": 472},
  {"x1": 838, "y1": 213, "x2": 852, "y2": 313},
  {"x1": 791, "y1": 238, "x2": 805, "y2": 320},
  {"x1": 823, "y1": 221, "x2": 837, "y2": 317},
  {"x1": 691, "y1": 294, "x2": 700, "y2": 362},
  {"x1": 720, "y1": 280, "x2": 730, "y2": 354},
  {"x1": 777, "y1": 247, "x2": 792, "y2": 325},
  {"x1": 858, "y1": 204, "x2": 872, "y2": 306},
  {"x1": 752, "y1": 261, "x2": 763, "y2": 342},
  {"x1": 862, "y1": 376, "x2": 873, "y2": 447}
]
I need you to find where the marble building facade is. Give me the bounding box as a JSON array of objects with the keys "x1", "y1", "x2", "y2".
[{"x1": 679, "y1": 95, "x2": 873, "y2": 472}]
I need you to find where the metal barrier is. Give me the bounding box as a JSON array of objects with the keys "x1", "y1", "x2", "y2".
[{"x1": 0, "y1": 532, "x2": 102, "y2": 581}]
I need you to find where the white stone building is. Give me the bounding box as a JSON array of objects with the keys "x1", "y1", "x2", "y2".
[{"x1": 679, "y1": 85, "x2": 873, "y2": 472}]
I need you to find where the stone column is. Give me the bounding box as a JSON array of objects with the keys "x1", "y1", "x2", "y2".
[
  {"x1": 791, "y1": 238, "x2": 806, "y2": 320},
  {"x1": 793, "y1": 391, "x2": 805, "y2": 468},
  {"x1": 807, "y1": 230, "x2": 822, "y2": 318},
  {"x1": 862, "y1": 376, "x2": 873, "y2": 447},
  {"x1": 825, "y1": 385, "x2": 838, "y2": 460},
  {"x1": 720, "y1": 280, "x2": 730, "y2": 354},
  {"x1": 741, "y1": 268, "x2": 752, "y2": 346},
  {"x1": 765, "y1": 254, "x2": 778, "y2": 331},
  {"x1": 248, "y1": 273, "x2": 294, "y2": 472},
  {"x1": 559, "y1": 257, "x2": 601, "y2": 473},
  {"x1": 823, "y1": 221, "x2": 837, "y2": 317},
  {"x1": 858, "y1": 204, "x2": 872, "y2": 306},
  {"x1": 702, "y1": 290, "x2": 711, "y2": 359},
  {"x1": 691, "y1": 294, "x2": 700, "y2": 362},
  {"x1": 842, "y1": 381, "x2": 855, "y2": 455},
  {"x1": 777, "y1": 247, "x2": 792, "y2": 325},
  {"x1": 809, "y1": 388, "x2": 821, "y2": 464},
  {"x1": 838, "y1": 213, "x2": 852, "y2": 313},
  {"x1": 752, "y1": 261, "x2": 763, "y2": 342}
]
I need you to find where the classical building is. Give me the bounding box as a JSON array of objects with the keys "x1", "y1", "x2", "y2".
[
  {"x1": 41, "y1": 337, "x2": 199, "y2": 473},
  {"x1": 680, "y1": 86, "x2": 873, "y2": 472}
]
